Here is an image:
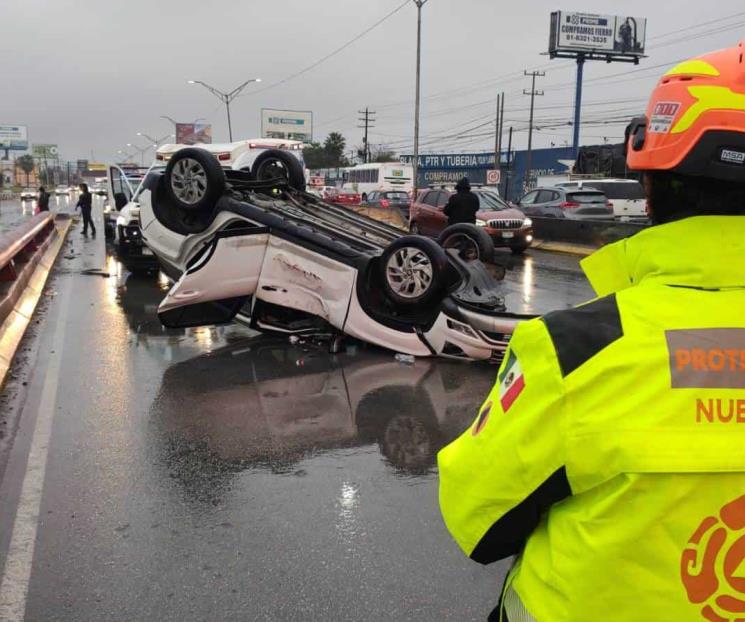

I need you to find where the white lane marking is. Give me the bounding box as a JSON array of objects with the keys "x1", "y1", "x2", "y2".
[{"x1": 0, "y1": 280, "x2": 72, "y2": 621}]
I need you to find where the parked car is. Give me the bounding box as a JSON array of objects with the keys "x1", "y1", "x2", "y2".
[
  {"x1": 106, "y1": 166, "x2": 159, "y2": 274},
  {"x1": 409, "y1": 188, "x2": 533, "y2": 254},
  {"x1": 554, "y1": 178, "x2": 647, "y2": 221},
  {"x1": 516, "y1": 187, "x2": 614, "y2": 220},
  {"x1": 55, "y1": 184, "x2": 70, "y2": 196},
  {"x1": 365, "y1": 190, "x2": 411, "y2": 219},
  {"x1": 327, "y1": 189, "x2": 361, "y2": 206},
  {"x1": 133, "y1": 147, "x2": 533, "y2": 362},
  {"x1": 20, "y1": 188, "x2": 36, "y2": 201}
]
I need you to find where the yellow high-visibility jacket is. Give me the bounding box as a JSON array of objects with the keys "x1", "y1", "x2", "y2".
[{"x1": 438, "y1": 216, "x2": 745, "y2": 622}]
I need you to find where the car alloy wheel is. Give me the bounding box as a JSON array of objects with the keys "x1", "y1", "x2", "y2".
[
  {"x1": 170, "y1": 158, "x2": 208, "y2": 205},
  {"x1": 385, "y1": 246, "x2": 434, "y2": 299}
]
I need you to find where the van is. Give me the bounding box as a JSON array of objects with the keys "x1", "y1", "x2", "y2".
[{"x1": 555, "y1": 178, "x2": 647, "y2": 220}]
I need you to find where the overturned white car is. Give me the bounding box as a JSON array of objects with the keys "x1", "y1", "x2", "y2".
[{"x1": 137, "y1": 146, "x2": 529, "y2": 361}]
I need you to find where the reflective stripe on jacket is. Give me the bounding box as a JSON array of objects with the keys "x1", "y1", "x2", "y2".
[{"x1": 438, "y1": 216, "x2": 745, "y2": 622}]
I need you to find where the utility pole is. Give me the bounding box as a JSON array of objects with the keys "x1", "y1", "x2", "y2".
[
  {"x1": 358, "y1": 108, "x2": 376, "y2": 163},
  {"x1": 412, "y1": 0, "x2": 428, "y2": 194},
  {"x1": 504, "y1": 126, "x2": 514, "y2": 199},
  {"x1": 498, "y1": 92, "x2": 505, "y2": 156},
  {"x1": 494, "y1": 93, "x2": 501, "y2": 171},
  {"x1": 523, "y1": 70, "x2": 545, "y2": 191}
]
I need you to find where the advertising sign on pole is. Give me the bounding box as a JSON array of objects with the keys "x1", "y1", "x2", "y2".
[
  {"x1": 175, "y1": 122, "x2": 213, "y2": 145},
  {"x1": 261, "y1": 109, "x2": 313, "y2": 142},
  {"x1": 549, "y1": 12, "x2": 646, "y2": 58},
  {"x1": 32, "y1": 144, "x2": 59, "y2": 158},
  {"x1": 0, "y1": 125, "x2": 29, "y2": 150}
]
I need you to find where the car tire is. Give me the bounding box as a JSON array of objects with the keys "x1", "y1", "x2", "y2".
[
  {"x1": 438, "y1": 223, "x2": 494, "y2": 263},
  {"x1": 409, "y1": 221, "x2": 420, "y2": 235},
  {"x1": 380, "y1": 236, "x2": 448, "y2": 308},
  {"x1": 510, "y1": 244, "x2": 529, "y2": 255},
  {"x1": 164, "y1": 147, "x2": 225, "y2": 212},
  {"x1": 251, "y1": 149, "x2": 306, "y2": 192}
]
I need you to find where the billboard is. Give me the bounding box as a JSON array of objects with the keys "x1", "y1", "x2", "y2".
[
  {"x1": 175, "y1": 122, "x2": 213, "y2": 145},
  {"x1": 0, "y1": 125, "x2": 28, "y2": 150},
  {"x1": 32, "y1": 144, "x2": 58, "y2": 159},
  {"x1": 261, "y1": 109, "x2": 312, "y2": 142},
  {"x1": 549, "y1": 12, "x2": 646, "y2": 57}
]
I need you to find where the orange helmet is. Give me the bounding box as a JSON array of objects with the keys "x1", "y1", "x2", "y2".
[{"x1": 626, "y1": 39, "x2": 745, "y2": 181}]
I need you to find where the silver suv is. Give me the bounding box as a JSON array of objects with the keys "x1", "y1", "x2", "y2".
[{"x1": 516, "y1": 187, "x2": 614, "y2": 221}]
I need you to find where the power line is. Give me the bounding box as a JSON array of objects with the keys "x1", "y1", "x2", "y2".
[{"x1": 243, "y1": 0, "x2": 410, "y2": 98}]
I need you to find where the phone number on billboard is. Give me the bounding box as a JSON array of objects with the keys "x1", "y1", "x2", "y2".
[{"x1": 565, "y1": 34, "x2": 609, "y2": 44}]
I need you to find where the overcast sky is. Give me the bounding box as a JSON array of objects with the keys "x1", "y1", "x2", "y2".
[{"x1": 2, "y1": 0, "x2": 744, "y2": 164}]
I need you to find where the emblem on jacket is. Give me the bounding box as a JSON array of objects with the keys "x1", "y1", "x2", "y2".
[
  {"x1": 498, "y1": 350, "x2": 525, "y2": 412},
  {"x1": 681, "y1": 494, "x2": 745, "y2": 621}
]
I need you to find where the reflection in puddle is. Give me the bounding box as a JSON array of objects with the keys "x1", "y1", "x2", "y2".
[{"x1": 148, "y1": 335, "x2": 496, "y2": 505}]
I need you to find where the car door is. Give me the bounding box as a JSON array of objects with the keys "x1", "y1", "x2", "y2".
[
  {"x1": 108, "y1": 165, "x2": 135, "y2": 212},
  {"x1": 157, "y1": 226, "x2": 270, "y2": 328},
  {"x1": 432, "y1": 191, "x2": 450, "y2": 234},
  {"x1": 517, "y1": 190, "x2": 539, "y2": 217},
  {"x1": 535, "y1": 190, "x2": 561, "y2": 217},
  {"x1": 416, "y1": 191, "x2": 440, "y2": 236}
]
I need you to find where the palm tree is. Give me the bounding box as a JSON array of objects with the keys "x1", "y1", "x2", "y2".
[{"x1": 17, "y1": 155, "x2": 35, "y2": 187}]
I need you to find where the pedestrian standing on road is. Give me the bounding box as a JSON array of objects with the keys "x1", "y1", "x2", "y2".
[
  {"x1": 76, "y1": 183, "x2": 96, "y2": 236},
  {"x1": 37, "y1": 186, "x2": 50, "y2": 212},
  {"x1": 443, "y1": 177, "x2": 479, "y2": 226},
  {"x1": 439, "y1": 41, "x2": 745, "y2": 622}
]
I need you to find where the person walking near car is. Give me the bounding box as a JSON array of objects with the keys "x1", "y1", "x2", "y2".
[
  {"x1": 439, "y1": 40, "x2": 745, "y2": 622},
  {"x1": 76, "y1": 183, "x2": 96, "y2": 236},
  {"x1": 37, "y1": 186, "x2": 50, "y2": 212},
  {"x1": 443, "y1": 177, "x2": 479, "y2": 226}
]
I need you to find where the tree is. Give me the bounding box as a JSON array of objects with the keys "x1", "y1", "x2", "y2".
[
  {"x1": 323, "y1": 132, "x2": 348, "y2": 167},
  {"x1": 373, "y1": 150, "x2": 397, "y2": 163},
  {"x1": 17, "y1": 154, "x2": 35, "y2": 187},
  {"x1": 303, "y1": 133, "x2": 350, "y2": 169}
]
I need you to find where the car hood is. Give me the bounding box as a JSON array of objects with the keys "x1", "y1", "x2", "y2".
[{"x1": 478, "y1": 208, "x2": 526, "y2": 220}]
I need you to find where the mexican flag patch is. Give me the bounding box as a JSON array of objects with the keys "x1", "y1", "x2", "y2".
[{"x1": 498, "y1": 350, "x2": 525, "y2": 412}]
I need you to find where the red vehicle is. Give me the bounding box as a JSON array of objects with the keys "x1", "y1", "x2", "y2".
[
  {"x1": 409, "y1": 188, "x2": 533, "y2": 254},
  {"x1": 327, "y1": 189, "x2": 361, "y2": 206}
]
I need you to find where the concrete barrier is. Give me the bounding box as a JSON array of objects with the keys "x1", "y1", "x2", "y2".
[
  {"x1": 0, "y1": 214, "x2": 72, "y2": 386},
  {"x1": 530, "y1": 217, "x2": 648, "y2": 255}
]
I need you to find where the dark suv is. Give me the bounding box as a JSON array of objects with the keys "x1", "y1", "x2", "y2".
[
  {"x1": 364, "y1": 190, "x2": 411, "y2": 220},
  {"x1": 409, "y1": 188, "x2": 533, "y2": 254}
]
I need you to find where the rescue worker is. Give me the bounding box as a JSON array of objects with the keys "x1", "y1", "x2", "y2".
[
  {"x1": 75, "y1": 182, "x2": 95, "y2": 236},
  {"x1": 37, "y1": 186, "x2": 50, "y2": 212},
  {"x1": 443, "y1": 177, "x2": 479, "y2": 226},
  {"x1": 438, "y1": 40, "x2": 745, "y2": 622}
]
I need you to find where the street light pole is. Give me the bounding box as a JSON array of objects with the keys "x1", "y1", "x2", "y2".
[
  {"x1": 187, "y1": 78, "x2": 262, "y2": 142},
  {"x1": 126, "y1": 142, "x2": 156, "y2": 167},
  {"x1": 137, "y1": 132, "x2": 175, "y2": 148},
  {"x1": 412, "y1": 0, "x2": 427, "y2": 195}
]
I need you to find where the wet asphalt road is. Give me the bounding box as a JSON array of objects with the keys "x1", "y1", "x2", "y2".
[
  {"x1": 0, "y1": 220, "x2": 593, "y2": 621},
  {"x1": 0, "y1": 194, "x2": 95, "y2": 232}
]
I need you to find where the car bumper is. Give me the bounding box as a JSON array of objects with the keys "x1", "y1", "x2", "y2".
[{"x1": 484, "y1": 227, "x2": 533, "y2": 248}]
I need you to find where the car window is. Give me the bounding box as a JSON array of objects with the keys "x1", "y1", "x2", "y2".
[
  {"x1": 567, "y1": 191, "x2": 607, "y2": 203},
  {"x1": 520, "y1": 191, "x2": 538, "y2": 204},
  {"x1": 595, "y1": 182, "x2": 645, "y2": 200},
  {"x1": 474, "y1": 191, "x2": 510, "y2": 211},
  {"x1": 435, "y1": 191, "x2": 450, "y2": 208},
  {"x1": 421, "y1": 191, "x2": 437, "y2": 206},
  {"x1": 385, "y1": 192, "x2": 409, "y2": 200},
  {"x1": 535, "y1": 190, "x2": 555, "y2": 203},
  {"x1": 368, "y1": 192, "x2": 377, "y2": 201}
]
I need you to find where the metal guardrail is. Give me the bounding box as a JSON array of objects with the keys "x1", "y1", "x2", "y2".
[
  {"x1": 0, "y1": 213, "x2": 56, "y2": 282},
  {"x1": 531, "y1": 216, "x2": 648, "y2": 247}
]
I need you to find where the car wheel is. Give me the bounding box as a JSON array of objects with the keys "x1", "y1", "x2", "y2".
[
  {"x1": 510, "y1": 244, "x2": 528, "y2": 255},
  {"x1": 251, "y1": 149, "x2": 306, "y2": 192},
  {"x1": 164, "y1": 147, "x2": 225, "y2": 212},
  {"x1": 380, "y1": 236, "x2": 448, "y2": 308},
  {"x1": 409, "y1": 222, "x2": 420, "y2": 235},
  {"x1": 438, "y1": 223, "x2": 494, "y2": 263}
]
